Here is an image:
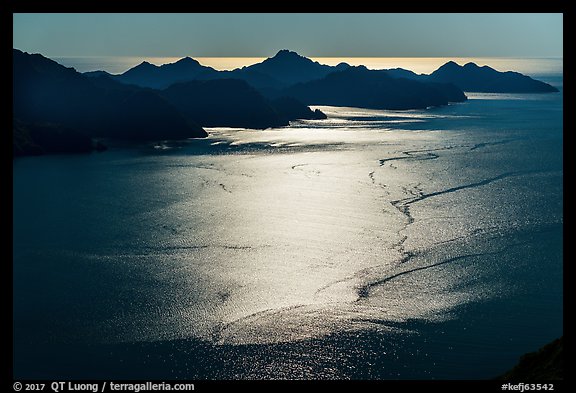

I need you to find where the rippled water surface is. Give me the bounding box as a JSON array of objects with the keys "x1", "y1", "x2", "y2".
[{"x1": 13, "y1": 85, "x2": 563, "y2": 379}]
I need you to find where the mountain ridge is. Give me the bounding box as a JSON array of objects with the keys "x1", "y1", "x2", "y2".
[
  {"x1": 12, "y1": 49, "x2": 328, "y2": 156},
  {"x1": 86, "y1": 50, "x2": 558, "y2": 94},
  {"x1": 425, "y1": 61, "x2": 559, "y2": 93},
  {"x1": 283, "y1": 65, "x2": 467, "y2": 110},
  {"x1": 13, "y1": 48, "x2": 208, "y2": 151},
  {"x1": 13, "y1": 48, "x2": 559, "y2": 156}
]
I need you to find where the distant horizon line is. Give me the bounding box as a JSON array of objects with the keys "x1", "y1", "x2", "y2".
[
  {"x1": 46, "y1": 55, "x2": 564, "y2": 60},
  {"x1": 51, "y1": 56, "x2": 564, "y2": 76},
  {"x1": 18, "y1": 49, "x2": 562, "y2": 76}
]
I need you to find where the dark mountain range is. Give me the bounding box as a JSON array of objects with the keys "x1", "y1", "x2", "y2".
[
  {"x1": 383, "y1": 67, "x2": 423, "y2": 80},
  {"x1": 383, "y1": 61, "x2": 559, "y2": 93},
  {"x1": 13, "y1": 49, "x2": 326, "y2": 155},
  {"x1": 283, "y1": 66, "x2": 467, "y2": 110},
  {"x1": 162, "y1": 79, "x2": 288, "y2": 129},
  {"x1": 85, "y1": 50, "x2": 557, "y2": 96},
  {"x1": 113, "y1": 57, "x2": 219, "y2": 89},
  {"x1": 89, "y1": 50, "x2": 348, "y2": 90},
  {"x1": 161, "y1": 78, "x2": 326, "y2": 129},
  {"x1": 14, "y1": 48, "x2": 557, "y2": 157},
  {"x1": 426, "y1": 61, "x2": 558, "y2": 93},
  {"x1": 13, "y1": 49, "x2": 207, "y2": 151},
  {"x1": 84, "y1": 70, "x2": 114, "y2": 78},
  {"x1": 241, "y1": 49, "x2": 349, "y2": 86},
  {"x1": 88, "y1": 62, "x2": 285, "y2": 91}
]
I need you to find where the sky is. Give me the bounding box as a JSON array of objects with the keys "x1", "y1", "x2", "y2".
[{"x1": 13, "y1": 13, "x2": 563, "y2": 58}]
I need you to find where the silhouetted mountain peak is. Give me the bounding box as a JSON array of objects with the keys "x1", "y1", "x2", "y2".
[
  {"x1": 118, "y1": 61, "x2": 160, "y2": 81},
  {"x1": 383, "y1": 67, "x2": 421, "y2": 80},
  {"x1": 429, "y1": 60, "x2": 558, "y2": 93},
  {"x1": 162, "y1": 56, "x2": 207, "y2": 73},
  {"x1": 334, "y1": 65, "x2": 371, "y2": 77},
  {"x1": 437, "y1": 60, "x2": 461, "y2": 71},
  {"x1": 173, "y1": 56, "x2": 201, "y2": 66},
  {"x1": 440, "y1": 61, "x2": 495, "y2": 74},
  {"x1": 138, "y1": 61, "x2": 156, "y2": 68},
  {"x1": 244, "y1": 49, "x2": 336, "y2": 86},
  {"x1": 113, "y1": 56, "x2": 217, "y2": 89},
  {"x1": 123, "y1": 61, "x2": 159, "y2": 76},
  {"x1": 13, "y1": 49, "x2": 207, "y2": 143},
  {"x1": 283, "y1": 63, "x2": 467, "y2": 110},
  {"x1": 84, "y1": 70, "x2": 113, "y2": 78},
  {"x1": 463, "y1": 62, "x2": 481, "y2": 69},
  {"x1": 274, "y1": 49, "x2": 302, "y2": 59},
  {"x1": 13, "y1": 48, "x2": 91, "y2": 87},
  {"x1": 435, "y1": 61, "x2": 496, "y2": 76},
  {"x1": 264, "y1": 49, "x2": 314, "y2": 66}
]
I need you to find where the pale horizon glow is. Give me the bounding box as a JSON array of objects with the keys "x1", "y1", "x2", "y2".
[{"x1": 51, "y1": 55, "x2": 564, "y2": 77}]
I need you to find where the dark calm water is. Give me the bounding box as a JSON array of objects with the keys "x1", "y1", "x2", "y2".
[{"x1": 13, "y1": 79, "x2": 563, "y2": 379}]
